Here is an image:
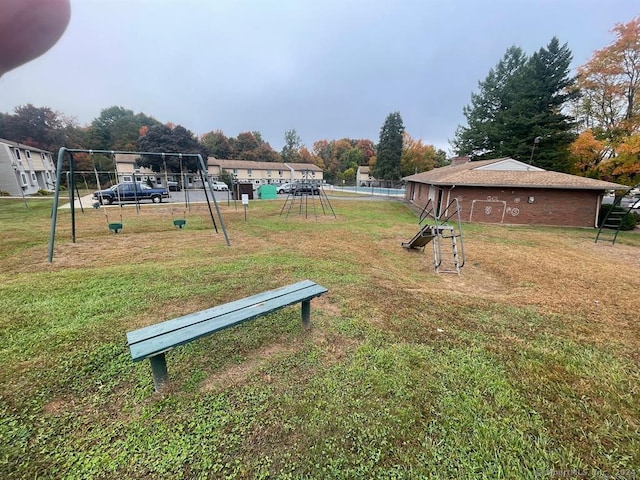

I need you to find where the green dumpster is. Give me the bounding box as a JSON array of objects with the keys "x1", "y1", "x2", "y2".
[{"x1": 258, "y1": 184, "x2": 277, "y2": 199}]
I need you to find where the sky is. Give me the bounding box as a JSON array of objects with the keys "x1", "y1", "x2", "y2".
[{"x1": 0, "y1": 0, "x2": 637, "y2": 154}]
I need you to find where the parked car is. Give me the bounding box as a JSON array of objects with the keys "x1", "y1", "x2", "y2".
[
  {"x1": 292, "y1": 183, "x2": 320, "y2": 195},
  {"x1": 167, "y1": 181, "x2": 181, "y2": 192},
  {"x1": 277, "y1": 183, "x2": 293, "y2": 194},
  {"x1": 211, "y1": 181, "x2": 229, "y2": 191},
  {"x1": 93, "y1": 182, "x2": 169, "y2": 205}
]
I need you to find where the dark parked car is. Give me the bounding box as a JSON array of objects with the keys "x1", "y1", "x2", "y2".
[
  {"x1": 167, "y1": 181, "x2": 181, "y2": 192},
  {"x1": 292, "y1": 183, "x2": 320, "y2": 195},
  {"x1": 93, "y1": 182, "x2": 169, "y2": 205}
]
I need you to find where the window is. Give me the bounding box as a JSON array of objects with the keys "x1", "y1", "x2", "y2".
[
  {"x1": 31, "y1": 172, "x2": 37, "y2": 184},
  {"x1": 267, "y1": 170, "x2": 272, "y2": 177},
  {"x1": 122, "y1": 175, "x2": 132, "y2": 182},
  {"x1": 14, "y1": 149, "x2": 21, "y2": 163},
  {"x1": 25, "y1": 150, "x2": 31, "y2": 159},
  {"x1": 278, "y1": 170, "x2": 283, "y2": 176},
  {"x1": 46, "y1": 172, "x2": 51, "y2": 180},
  {"x1": 233, "y1": 168, "x2": 238, "y2": 175},
  {"x1": 247, "y1": 169, "x2": 252, "y2": 177},
  {"x1": 20, "y1": 173, "x2": 28, "y2": 186}
]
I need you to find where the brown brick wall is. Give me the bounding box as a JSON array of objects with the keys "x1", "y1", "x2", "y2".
[{"x1": 405, "y1": 182, "x2": 601, "y2": 228}]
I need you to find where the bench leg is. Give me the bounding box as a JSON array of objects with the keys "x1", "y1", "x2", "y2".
[
  {"x1": 149, "y1": 353, "x2": 168, "y2": 392},
  {"x1": 301, "y1": 299, "x2": 311, "y2": 329}
]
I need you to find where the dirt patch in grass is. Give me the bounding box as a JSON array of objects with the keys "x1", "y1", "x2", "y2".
[{"x1": 200, "y1": 327, "x2": 358, "y2": 393}]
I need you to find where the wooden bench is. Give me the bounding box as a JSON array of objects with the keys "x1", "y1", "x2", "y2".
[{"x1": 127, "y1": 280, "x2": 328, "y2": 391}]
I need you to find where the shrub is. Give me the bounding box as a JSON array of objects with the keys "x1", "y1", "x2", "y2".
[{"x1": 598, "y1": 205, "x2": 638, "y2": 230}]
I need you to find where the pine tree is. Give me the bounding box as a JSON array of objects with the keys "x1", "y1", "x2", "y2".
[
  {"x1": 374, "y1": 112, "x2": 405, "y2": 183},
  {"x1": 452, "y1": 39, "x2": 577, "y2": 171}
]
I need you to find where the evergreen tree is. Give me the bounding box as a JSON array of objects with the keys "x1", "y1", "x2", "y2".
[
  {"x1": 374, "y1": 112, "x2": 404, "y2": 183},
  {"x1": 452, "y1": 39, "x2": 577, "y2": 171},
  {"x1": 452, "y1": 46, "x2": 528, "y2": 159}
]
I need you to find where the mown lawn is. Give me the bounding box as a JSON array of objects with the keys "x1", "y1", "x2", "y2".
[{"x1": 1, "y1": 196, "x2": 639, "y2": 479}]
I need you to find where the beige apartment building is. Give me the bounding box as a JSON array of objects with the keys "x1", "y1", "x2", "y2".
[{"x1": 113, "y1": 154, "x2": 324, "y2": 189}]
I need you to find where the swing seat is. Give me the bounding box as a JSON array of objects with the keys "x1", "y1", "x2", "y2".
[
  {"x1": 173, "y1": 219, "x2": 186, "y2": 229},
  {"x1": 108, "y1": 222, "x2": 123, "y2": 233}
]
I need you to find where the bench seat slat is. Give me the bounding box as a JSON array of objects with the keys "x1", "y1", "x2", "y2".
[
  {"x1": 128, "y1": 283, "x2": 327, "y2": 361},
  {"x1": 127, "y1": 280, "x2": 317, "y2": 345}
]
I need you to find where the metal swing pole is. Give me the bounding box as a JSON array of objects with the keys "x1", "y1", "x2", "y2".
[
  {"x1": 48, "y1": 147, "x2": 70, "y2": 262},
  {"x1": 197, "y1": 154, "x2": 230, "y2": 245}
]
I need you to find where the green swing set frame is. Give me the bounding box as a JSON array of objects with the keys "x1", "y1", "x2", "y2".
[{"x1": 47, "y1": 147, "x2": 231, "y2": 263}]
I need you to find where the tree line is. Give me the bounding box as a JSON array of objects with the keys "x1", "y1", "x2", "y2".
[
  {"x1": 0, "y1": 103, "x2": 445, "y2": 185},
  {"x1": 1, "y1": 16, "x2": 637, "y2": 186}
]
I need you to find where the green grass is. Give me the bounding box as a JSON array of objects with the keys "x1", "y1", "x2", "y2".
[{"x1": 1, "y1": 197, "x2": 639, "y2": 479}]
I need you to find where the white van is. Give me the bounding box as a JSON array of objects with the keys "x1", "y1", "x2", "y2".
[{"x1": 211, "y1": 181, "x2": 229, "y2": 191}]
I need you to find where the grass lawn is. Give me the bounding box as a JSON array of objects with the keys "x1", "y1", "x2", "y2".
[{"x1": 1, "y1": 196, "x2": 639, "y2": 479}]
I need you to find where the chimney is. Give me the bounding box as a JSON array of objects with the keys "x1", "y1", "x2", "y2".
[{"x1": 449, "y1": 156, "x2": 470, "y2": 166}]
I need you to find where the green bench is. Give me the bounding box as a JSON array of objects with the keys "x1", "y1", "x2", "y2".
[{"x1": 127, "y1": 280, "x2": 328, "y2": 391}]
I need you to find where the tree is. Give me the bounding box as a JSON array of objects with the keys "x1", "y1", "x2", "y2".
[
  {"x1": 281, "y1": 129, "x2": 302, "y2": 163},
  {"x1": 577, "y1": 16, "x2": 640, "y2": 139},
  {"x1": 452, "y1": 46, "x2": 528, "y2": 159},
  {"x1": 401, "y1": 133, "x2": 447, "y2": 176},
  {"x1": 137, "y1": 124, "x2": 208, "y2": 173},
  {"x1": 88, "y1": 106, "x2": 160, "y2": 151},
  {"x1": 355, "y1": 139, "x2": 376, "y2": 165},
  {"x1": 228, "y1": 131, "x2": 279, "y2": 162},
  {"x1": 452, "y1": 39, "x2": 577, "y2": 171},
  {"x1": 597, "y1": 133, "x2": 640, "y2": 184},
  {"x1": 373, "y1": 112, "x2": 405, "y2": 183},
  {"x1": 521, "y1": 38, "x2": 579, "y2": 170},
  {"x1": 201, "y1": 130, "x2": 232, "y2": 158},
  {"x1": 569, "y1": 130, "x2": 607, "y2": 175},
  {"x1": 0, "y1": 104, "x2": 66, "y2": 151}
]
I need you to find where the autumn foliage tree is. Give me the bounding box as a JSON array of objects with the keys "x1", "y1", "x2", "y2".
[
  {"x1": 569, "y1": 130, "x2": 607, "y2": 175},
  {"x1": 400, "y1": 133, "x2": 447, "y2": 176},
  {"x1": 573, "y1": 16, "x2": 640, "y2": 184},
  {"x1": 577, "y1": 16, "x2": 640, "y2": 138}
]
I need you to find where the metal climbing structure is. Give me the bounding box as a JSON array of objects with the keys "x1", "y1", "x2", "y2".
[
  {"x1": 402, "y1": 198, "x2": 465, "y2": 274},
  {"x1": 595, "y1": 185, "x2": 639, "y2": 245},
  {"x1": 279, "y1": 171, "x2": 336, "y2": 220}
]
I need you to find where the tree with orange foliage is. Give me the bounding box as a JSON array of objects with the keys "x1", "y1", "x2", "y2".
[
  {"x1": 568, "y1": 130, "x2": 607, "y2": 175},
  {"x1": 400, "y1": 133, "x2": 447, "y2": 177},
  {"x1": 577, "y1": 16, "x2": 640, "y2": 139},
  {"x1": 598, "y1": 133, "x2": 640, "y2": 184},
  {"x1": 573, "y1": 17, "x2": 640, "y2": 184}
]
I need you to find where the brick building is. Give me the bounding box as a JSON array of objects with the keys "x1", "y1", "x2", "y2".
[{"x1": 403, "y1": 157, "x2": 628, "y2": 228}]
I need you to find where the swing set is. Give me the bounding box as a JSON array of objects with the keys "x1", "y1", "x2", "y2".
[{"x1": 48, "y1": 148, "x2": 231, "y2": 263}]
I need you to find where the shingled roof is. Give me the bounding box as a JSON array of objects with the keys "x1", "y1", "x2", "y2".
[
  {"x1": 210, "y1": 159, "x2": 322, "y2": 172},
  {"x1": 403, "y1": 158, "x2": 627, "y2": 191}
]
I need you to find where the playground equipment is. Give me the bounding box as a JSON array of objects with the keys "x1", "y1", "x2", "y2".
[
  {"x1": 595, "y1": 184, "x2": 639, "y2": 245},
  {"x1": 279, "y1": 170, "x2": 336, "y2": 220},
  {"x1": 47, "y1": 148, "x2": 230, "y2": 262},
  {"x1": 402, "y1": 198, "x2": 465, "y2": 274},
  {"x1": 91, "y1": 151, "x2": 124, "y2": 233}
]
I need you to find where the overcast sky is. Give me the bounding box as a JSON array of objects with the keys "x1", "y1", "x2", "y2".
[{"x1": 0, "y1": 0, "x2": 637, "y2": 154}]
